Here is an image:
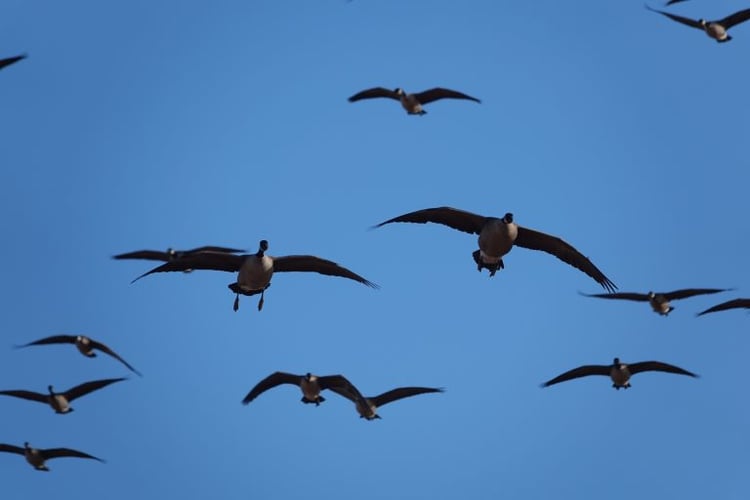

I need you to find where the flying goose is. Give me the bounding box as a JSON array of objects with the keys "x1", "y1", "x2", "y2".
[
  {"x1": 114, "y1": 245, "x2": 245, "y2": 277},
  {"x1": 645, "y1": 5, "x2": 750, "y2": 42},
  {"x1": 242, "y1": 372, "x2": 355, "y2": 406},
  {"x1": 0, "y1": 54, "x2": 26, "y2": 71},
  {"x1": 0, "y1": 377, "x2": 127, "y2": 414},
  {"x1": 0, "y1": 442, "x2": 104, "y2": 471},
  {"x1": 580, "y1": 288, "x2": 730, "y2": 316},
  {"x1": 697, "y1": 298, "x2": 750, "y2": 317},
  {"x1": 348, "y1": 87, "x2": 480, "y2": 115},
  {"x1": 114, "y1": 245, "x2": 245, "y2": 262},
  {"x1": 329, "y1": 383, "x2": 444, "y2": 420},
  {"x1": 374, "y1": 207, "x2": 617, "y2": 292},
  {"x1": 541, "y1": 358, "x2": 698, "y2": 390},
  {"x1": 15, "y1": 334, "x2": 141, "y2": 376},
  {"x1": 130, "y1": 239, "x2": 378, "y2": 311}
]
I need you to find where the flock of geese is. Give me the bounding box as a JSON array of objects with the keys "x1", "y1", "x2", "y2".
[{"x1": 2, "y1": 1, "x2": 749, "y2": 474}]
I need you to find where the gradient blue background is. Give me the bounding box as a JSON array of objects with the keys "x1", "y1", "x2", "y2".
[{"x1": 1, "y1": 1, "x2": 748, "y2": 498}]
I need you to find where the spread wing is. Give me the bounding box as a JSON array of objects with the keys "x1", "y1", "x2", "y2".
[
  {"x1": 113, "y1": 250, "x2": 171, "y2": 261},
  {"x1": 697, "y1": 298, "x2": 750, "y2": 316},
  {"x1": 41, "y1": 448, "x2": 105, "y2": 462},
  {"x1": 0, "y1": 390, "x2": 48, "y2": 404},
  {"x1": 0, "y1": 54, "x2": 26, "y2": 71},
  {"x1": 662, "y1": 288, "x2": 730, "y2": 301},
  {"x1": 515, "y1": 226, "x2": 617, "y2": 292},
  {"x1": 15, "y1": 335, "x2": 77, "y2": 349},
  {"x1": 645, "y1": 5, "x2": 703, "y2": 30},
  {"x1": 374, "y1": 206, "x2": 487, "y2": 235},
  {"x1": 327, "y1": 382, "x2": 365, "y2": 403},
  {"x1": 412, "y1": 87, "x2": 481, "y2": 105},
  {"x1": 348, "y1": 87, "x2": 400, "y2": 102},
  {"x1": 541, "y1": 365, "x2": 611, "y2": 387},
  {"x1": 89, "y1": 340, "x2": 142, "y2": 376},
  {"x1": 719, "y1": 8, "x2": 750, "y2": 29},
  {"x1": 130, "y1": 252, "x2": 247, "y2": 282},
  {"x1": 665, "y1": 0, "x2": 689, "y2": 5},
  {"x1": 627, "y1": 361, "x2": 698, "y2": 378},
  {"x1": 272, "y1": 255, "x2": 379, "y2": 288},
  {"x1": 0, "y1": 444, "x2": 25, "y2": 455},
  {"x1": 241, "y1": 372, "x2": 302, "y2": 404},
  {"x1": 315, "y1": 374, "x2": 357, "y2": 391},
  {"x1": 369, "y1": 387, "x2": 444, "y2": 408},
  {"x1": 579, "y1": 291, "x2": 648, "y2": 302},
  {"x1": 64, "y1": 378, "x2": 127, "y2": 402}
]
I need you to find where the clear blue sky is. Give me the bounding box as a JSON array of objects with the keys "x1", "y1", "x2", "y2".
[{"x1": 1, "y1": 1, "x2": 748, "y2": 498}]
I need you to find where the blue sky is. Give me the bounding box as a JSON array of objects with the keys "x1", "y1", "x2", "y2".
[{"x1": 1, "y1": 0, "x2": 748, "y2": 498}]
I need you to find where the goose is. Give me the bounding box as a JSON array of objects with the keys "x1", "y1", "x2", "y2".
[
  {"x1": 241, "y1": 372, "x2": 355, "y2": 406},
  {"x1": 0, "y1": 54, "x2": 26, "y2": 71},
  {"x1": 0, "y1": 377, "x2": 127, "y2": 414},
  {"x1": 329, "y1": 383, "x2": 444, "y2": 420},
  {"x1": 645, "y1": 5, "x2": 750, "y2": 42},
  {"x1": 541, "y1": 358, "x2": 698, "y2": 390},
  {"x1": 0, "y1": 442, "x2": 104, "y2": 471},
  {"x1": 348, "y1": 87, "x2": 480, "y2": 115},
  {"x1": 580, "y1": 288, "x2": 730, "y2": 316},
  {"x1": 131, "y1": 239, "x2": 379, "y2": 311},
  {"x1": 15, "y1": 335, "x2": 141, "y2": 376},
  {"x1": 374, "y1": 207, "x2": 616, "y2": 292},
  {"x1": 114, "y1": 245, "x2": 245, "y2": 276},
  {"x1": 697, "y1": 298, "x2": 750, "y2": 317}
]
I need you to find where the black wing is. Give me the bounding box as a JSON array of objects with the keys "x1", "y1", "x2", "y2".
[
  {"x1": 627, "y1": 361, "x2": 698, "y2": 378},
  {"x1": 315, "y1": 374, "x2": 357, "y2": 391},
  {"x1": 0, "y1": 444, "x2": 25, "y2": 455},
  {"x1": 89, "y1": 340, "x2": 142, "y2": 376},
  {"x1": 665, "y1": 0, "x2": 689, "y2": 5},
  {"x1": 579, "y1": 291, "x2": 648, "y2": 302},
  {"x1": 130, "y1": 252, "x2": 247, "y2": 282},
  {"x1": 719, "y1": 8, "x2": 750, "y2": 29},
  {"x1": 412, "y1": 87, "x2": 481, "y2": 105},
  {"x1": 272, "y1": 255, "x2": 379, "y2": 288},
  {"x1": 15, "y1": 335, "x2": 77, "y2": 349},
  {"x1": 64, "y1": 378, "x2": 127, "y2": 402},
  {"x1": 697, "y1": 298, "x2": 750, "y2": 316},
  {"x1": 369, "y1": 387, "x2": 444, "y2": 408},
  {"x1": 0, "y1": 54, "x2": 26, "y2": 71},
  {"x1": 541, "y1": 365, "x2": 611, "y2": 387},
  {"x1": 42, "y1": 447, "x2": 105, "y2": 463},
  {"x1": 662, "y1": 288, "x2": 730, "y2": 301},
  {"x1": 241, "y1": 372, "x2": 302, "y2": 405},
  {"x1": 348, "y1": 87, "x2": 400, "y2": 102},
  {"x1": 374, "y1": 206, "x2": 487, "y2": 235},
  {"x1": 645, "y1": 5, "x2": 703, "y2": 30},
  {"x1": 0, "y1": 389, "x2": 48, "y2": 404},
  {"x1": 113, "y1": 250, "x2": 171, "y2": 261},
  {"x1": 515, "y1": 226, "x2": 617, "y2": 292}
]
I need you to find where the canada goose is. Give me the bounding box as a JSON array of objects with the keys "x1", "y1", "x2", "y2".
[
  {"x1": 541, "y1": 358, "x2": 698, "y2": 390},
  {"x1": 645, "y1": 5, "x2": 750, "y2": 42},
  {"x1": 0, "y1": 442, "x2": 104, "y2": 471},
  {"x1": 0, "y1": 54, "x2": 26, "y2": 71},
  {"x1": 0, "y1": 377, "x2": 127, "y2": 414},
  {"x1": 374, "y1": 207, "x2": 616, "y2": 292},
  {"x1": 15, "y1": 335, "x2": 141, "y2": 376},
  {"x1": 697, "y1": 298, "x2": 750, "y2": 317},
  {"x1": 348, "y1": 87, "x2": 480, "y2": 115},
  {"x1": 580, "y1": 288, "x2": 730, "y2": 316},
  {"x1": 131, "y1": 239, "x2": 379, "y2": 311},
  {"x1": 114, "y1": 245, "x2": 245, "y2": 277},
  {"x1": 241, "y1": 372, "x2": 355, "y2": 406},
  {"x1": 329, "y1": 384, "x2": 444, "y2": 420}
]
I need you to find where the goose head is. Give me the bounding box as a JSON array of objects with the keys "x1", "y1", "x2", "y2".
[
  {"x1": 502, "y1": 212, "x2": 514, "y2": 224},
  {"x1": 647, "y1": 291, "x2": 656, "y2": 299},
  {"x1": 256, "y1": 240, "x2": 269, "y2": 256},
  {"x1": 47, "y1": 385, "x2": 55, "y2": 395},
  {"x1": 612, "y1": 357, "x2": 621, "y2": 367},
  {"x1": 699, "y1": 19, "x2": 708, "y2": 27},
  {"x1": 304, "y1": 372, "x2": 313, "y2": 381},
  {"x1": 394, "y1": 88, "x2": 405, "y2": 96}
]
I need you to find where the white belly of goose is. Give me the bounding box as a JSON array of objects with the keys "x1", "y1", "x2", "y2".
[
  {"x1": 707, "y1": 24, "x2": 728, "y2": 40},
  {"x1": 237, "y1": 255, "x2": 274, "y2": 291},
  {"x1": 51, "y1": 395, "x2": 71, "y2": 413},
  {"x1": 477, "y1": 220, "x2": 516, "y2": 261},
  {"x1": 610, "y1": 367, "x2": 631, "y2": 387}
]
